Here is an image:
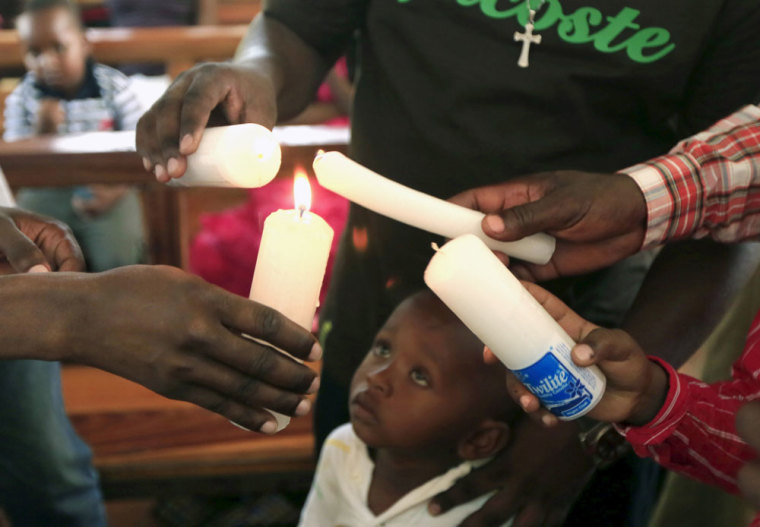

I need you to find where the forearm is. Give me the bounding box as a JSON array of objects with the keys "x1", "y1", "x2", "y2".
[
  {"x1": 0, "y1": 273, "x2": 88, "y2": 362},
  {"x1": 624, "y1": 105, "x2": 760, "y2": 249},
  {"x1": 623, "y1": 358, "x2": 756, "y2": 495},
  {"x1": 622, "y1": 239, "x2": 760, "y2": 368},
  {"x1": 234, "y1": 14, "x2": 332, "y2": 122}
]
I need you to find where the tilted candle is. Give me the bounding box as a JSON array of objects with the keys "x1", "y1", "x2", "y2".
[
  {"x1": 171, "y1": 123, "x2": 281, "y2": 187},
  {"x1": 312, "y1": 151, "x2": 555, "y2": 265},
  {"x1": 424, "y1": 234, "x2": 605, "y2": 420},
  {"x1": 248, "y1": 174, "x2": 334, "y2": 431}
]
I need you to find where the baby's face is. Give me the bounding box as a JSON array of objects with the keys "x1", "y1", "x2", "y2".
[
  {"x1": 18, "y1": 7, "x2": 88, "y2": 95},
  {"x1": 349, "y1": 294, "x2": 490, "y2": 451}
]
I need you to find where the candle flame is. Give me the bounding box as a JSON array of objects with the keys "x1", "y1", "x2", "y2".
[{"x1": 294, "y1": 171, "x2": 312, "y2": 214}]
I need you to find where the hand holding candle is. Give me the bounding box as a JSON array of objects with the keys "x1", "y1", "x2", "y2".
[
  {"x1": 312, "y1": 151, "x2": 555, "y2": 265},
  {"x1": 424, "y1": 234, "x2": 605, "y2": 420},
  {"x1": 247, "y1": 173, "x2": 334, "y2": 431},
  {"x1": 169, "y1": 124, "x2": 282, "y2": 188}
]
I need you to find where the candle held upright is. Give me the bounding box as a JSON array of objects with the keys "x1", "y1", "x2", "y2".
[
  {"x1": 424, "y1": 234, "x2": 605, "y2": 420},
  {"x1": 249, "y1": 172, "x2": 334, "y2": 431},
  {"x1": 170, "y1": 123, "x2": 282, "y2": 187}
]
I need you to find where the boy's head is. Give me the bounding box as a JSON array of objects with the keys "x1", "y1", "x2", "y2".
[
  {"x1": 16, "y1": 0, "x2": 89, "y2": 95},
  {"x1": 349, "y1": 289, "x2": 520, "y2": 461}
]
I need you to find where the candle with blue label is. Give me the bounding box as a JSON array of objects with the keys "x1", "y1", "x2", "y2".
[{"x1": 424, "y1": 234, "x2": 605, "y2": 420}]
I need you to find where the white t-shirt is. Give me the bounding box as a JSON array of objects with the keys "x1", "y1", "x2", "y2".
[{"x1": 299, "y1": 423, "x2": 513, "y2": 527}]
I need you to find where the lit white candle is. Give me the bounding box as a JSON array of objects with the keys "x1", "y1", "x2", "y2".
[
  {"x1": 170, "y1": 123, "x2": 281, "y2": 187},
  {"x1": 424, "y1": 234, "x2": 605, "y2": 420},
  {"x1": 248, "y1": 172, "x2": 334, "y2": 431},
  {"x1": 312, "y1": 151, "x2": 555, "y2": 265}
]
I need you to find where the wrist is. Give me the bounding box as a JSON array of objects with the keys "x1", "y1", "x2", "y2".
[
  {"x1": 625, "y1": 359, "x2": 669, "y2": 427},
  {"x1": 0, "y1": 273, "x2": 87, "y2": 361}
]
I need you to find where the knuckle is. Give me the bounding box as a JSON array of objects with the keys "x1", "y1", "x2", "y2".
[
  {"x1": 255, "y1": 307, "x2": 282, "y2": 341},
  {"x1": 248, "y1": 348, "x2": 276, "y2": 377},
  {"x1": 185, "y1": 316, "x2": 213, "y2": 346},
  {"x1": 236, "y1": 376, "x2": 262, "y2": 400}
]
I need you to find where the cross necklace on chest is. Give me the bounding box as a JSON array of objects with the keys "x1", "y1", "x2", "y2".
[{"x1": 514, "y1": 0, "x2": 545, "y2": 68}]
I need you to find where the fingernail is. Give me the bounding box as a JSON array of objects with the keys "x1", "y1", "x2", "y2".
[
  {"x1": 142, "y1": 157, "x2": 151, "y2": 171},
  {"x1": 428, "y1": 503, "x2": 441, "y2": 516},
  {"x1": 154, "y1": 164, "x2": 167, "y2": 182},
  {"x1": 295, "y1": 398, "x2": 312, "y2": 417},
  {"x1": 307, "y1": 376, "x2": 320, "y2": 394},
  {"x1": 29, "y1": 264, "x2": 50, "y2": 273},
  {"x1": 519, "y1": 394, "x2": 532, "y2": 411},
  {"x1": 542, "y1": 414, "x2": 557, "y2": 426},
  {"x1": 167, "y1": 157, "x2": 179, "y2": 176},
  {"x1": 259, "y1": 421, "x2": 277, "y2": 435},
  {"x1": 308, "y1": 342, "x2": 323, "y2": 362},
  {"x1": 180, "y1": 134, "x2": 193, "y2": 154},
  {"x1": 485, "y1": 214, "x2": 505, "y2": 234},
  {"x1": 575, "y1": 344, "x2": 593, "y2": 362}
]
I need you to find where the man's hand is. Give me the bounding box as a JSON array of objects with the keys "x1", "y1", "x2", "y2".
[
  {"x1": 136, "y1": 62, "x2": 278, "y2": 182},
  {"x1": 53, "y1": 265, "x2": 321, "y2": 434},
  {"x1": 0, "y1": 206, "x2": 84, "y2": 273},
  {"x1": 448, "y1": 171, "x2": 648, "y2": 280},
  {"x1": 429, "y1": 417, "x2": 594, "y2": 527},
  {"x1": 498, "y1": 282, "x2": 669, "y2": 428}
]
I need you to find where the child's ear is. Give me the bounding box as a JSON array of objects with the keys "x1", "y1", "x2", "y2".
[{"x1": 457, "y1": 419, "x2": 510, "y2": 461}]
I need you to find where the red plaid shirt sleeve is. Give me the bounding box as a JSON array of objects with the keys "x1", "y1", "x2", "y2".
[
  {"x1": 618, "y1": 310, "x2": 760, "y2": 497},
  {"x1": 622, "y1": 105, "x2": 760, "y2": 250}
]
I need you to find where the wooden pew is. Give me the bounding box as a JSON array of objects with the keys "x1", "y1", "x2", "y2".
[
  {"x1": 0, "y1": 125, "x2": 350, "y2": 267},
  {"x1": 63, "y1": 364, "x2": 318, "y2": 498},
  {"x1": 0, "y1": 25, "x2": 249, "y2": 79}
]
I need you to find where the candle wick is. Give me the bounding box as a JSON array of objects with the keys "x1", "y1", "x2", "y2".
[
  {"x1": 298, "y1": 206, "x2": 307, "y2": 219},
  {"x1": 431, "y1": 242, "x2": 441, "y2": 252}
]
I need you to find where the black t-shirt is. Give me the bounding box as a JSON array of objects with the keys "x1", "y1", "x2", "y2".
[{"x1": 266, "y1": 0, "x2": 760, "y2": 437}]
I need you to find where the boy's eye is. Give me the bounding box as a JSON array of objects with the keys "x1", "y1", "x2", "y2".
[
  {"x1": 370, "y1": 343, "x2": 391, "y2": 358},
  {"x1": 54, "y1": 43, "x2": 66, "y2": 53},
  {"x1": 410, "y1": 369, "x2": 430, "y2": 387}
]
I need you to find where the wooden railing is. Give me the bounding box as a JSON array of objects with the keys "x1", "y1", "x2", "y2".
[
  {"x1": 0, "y1": 125, "x2": 350, "y2": 268},
  {"x1": 0, "y1": 24, "x2": 250, "y2": 79}
]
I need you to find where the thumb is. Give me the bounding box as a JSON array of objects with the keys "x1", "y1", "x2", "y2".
[
  {"x1": 572, "y1": 328, "x2": 635, "y2": 368},
  {"x1": 482, "y1": 197, "x2": 575, "y2": 242}
]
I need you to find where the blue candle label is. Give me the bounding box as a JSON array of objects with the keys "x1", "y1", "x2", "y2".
[{"x1": 513, "y1": 346, "x2": 595, "y2": 419}]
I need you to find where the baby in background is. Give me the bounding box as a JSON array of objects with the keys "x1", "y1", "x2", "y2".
[{"x1": 300, "y1": 289, "x2": 519, "y2": 526}]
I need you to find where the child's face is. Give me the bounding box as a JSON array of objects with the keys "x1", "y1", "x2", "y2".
[
  {"x1": 349, "y1": 293, "x2": 501, "y2": 451},
  {"x1": 18, "y1": 7, "x2": 89, "y2": 95}
]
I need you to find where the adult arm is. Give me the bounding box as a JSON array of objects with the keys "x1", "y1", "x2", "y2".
[
  {"x1": 0, "y1": 265, "x2": 321, "y2": 434},
  {"x1": 136, "y1": 1, "x2": 359, "y2": 181},
  {"x1": 448, "y1": 104, "x2": 760, "y2": 281}
]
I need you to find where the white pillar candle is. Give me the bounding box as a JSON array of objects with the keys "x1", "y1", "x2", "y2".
[
  {"x1": 170, "y1": 123, "x2": 281, "y2": 187},
  {"x1": 0, "y1": 166, "x2": 15, "y2": 207},
  {"x1": 248, "y1": 174, "x2": 334, "y2": 431},
  {"x1": 424, "y1": 234, "x2": 605, "y2": 420},
  {"x1": 312, "y1": 151, "x2": 555, "y2": 265}
]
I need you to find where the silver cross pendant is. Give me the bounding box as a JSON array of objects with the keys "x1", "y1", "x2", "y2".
[{"x1": 514, "y1": 9, "x2": 541, "y2": 68}]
